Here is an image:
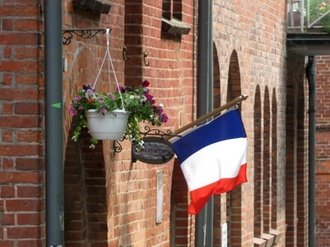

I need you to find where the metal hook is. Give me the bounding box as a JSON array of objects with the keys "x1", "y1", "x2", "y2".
[
  {"x1": 122, "y1": 46, "x2": 129, "y2": 61},
  {"x1": 143, "y1": 51, "x2": 149, "y2": 66},
  {"x1": 106, "y1": 28, "x2": 110, "y2": 47}
]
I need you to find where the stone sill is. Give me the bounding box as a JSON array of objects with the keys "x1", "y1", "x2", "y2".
[
  {"x1": 72, "y1": 0, "x2": 111, "y2": 14},
  {"x1": 162, "y1": 18, "x2": 191, "y2": 36},
  {"x1": 254, "y1": 237, "x2": 267, "y2": 247},
  {"x1": 269, "y1": 229, "x2": 281, "y2": 245}
]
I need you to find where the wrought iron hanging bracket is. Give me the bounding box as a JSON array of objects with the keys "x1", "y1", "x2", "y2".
[
  {"x1": 62, "y1": 28, "x2": 109, "y2": 45},
  {"x1": 112, "y1": 127, "x2": 180, "y2": 154},
  {"x1": 138, "y1": 126, "x2": 180, "y2": 139}
]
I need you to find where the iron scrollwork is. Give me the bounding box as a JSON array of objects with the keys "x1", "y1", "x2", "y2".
[
  {"x1": 139, "y1": 126, "x2": 176, "y2": 139},
  {"x1": 112, "y1": 126, "x2": 180, "y2": 154},
  {"x1": 62, "y1": 28, "x2": 108, "y2": 45}
]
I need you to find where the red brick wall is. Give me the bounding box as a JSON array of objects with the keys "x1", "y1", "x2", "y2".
[
  {"x1": 0, "y1": 1, "x2": 45, "y2": 246},
  {"x1": 315, "y1": 55, "x2": 330, "y2": 246}
]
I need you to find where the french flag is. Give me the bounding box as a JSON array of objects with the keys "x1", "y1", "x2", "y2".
[{"x1": 171, "y1": 107, "x2": 247, "y2": 215}]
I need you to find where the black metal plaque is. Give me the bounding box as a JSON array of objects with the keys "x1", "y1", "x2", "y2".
[{"x1": 132, "y1": 137, "x2": 175, "y2": 164}]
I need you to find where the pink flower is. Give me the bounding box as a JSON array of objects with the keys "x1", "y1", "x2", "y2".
[
  {"x1": 100, "y1": 108, "x2": 106, "y2": 113},
  {"x1": 69, "y1": 106, "x2": 77, "y2": 116},
  {"x1": 116, "y1": 86, "x2": 125, "y2": 93}
]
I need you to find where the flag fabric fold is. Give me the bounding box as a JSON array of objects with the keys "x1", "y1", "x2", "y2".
[{"x1": 171, "y1": 107, "x2": 247, "y2": 215}]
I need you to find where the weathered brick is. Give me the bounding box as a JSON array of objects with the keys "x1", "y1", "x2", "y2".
[
  {"x1": 14, "y1": 102, "x2": 42, "y2": 115},
  {"x1": 0, "y1": 172, "x2": 41, "y2": 183},
  {"x1": 0, "y1": 186, "x2": 15, "y2": 198},
  {"x1": 17, "y1": 240, "x2": 44, "y2": 247},
  {"x1": 14, "y1": 46, "x2": 39, "y2": 60},
  {"x1": 0, "y1": 60, "x2": 38, "y2": 72},
  {"x1": 1, "y1": 130, "x2": 13, "y2": 142},
  {"x1": 0, "y1": 116, "x2": 39, "y2": 128},
  {"x1": 0, "y1": 88, "x2": 39, "y2": 100},
  {"x1": 17, "y1": 213, "x2": 42, "y2": 225},
  {"x1": 16, "y1": 157, "x2": 44, "y2": 170},
  {"x1": 2, "y1": 19, "x2": 13, "y2": 31},
  {"x1": 17, "y1": 186, "x2": 42, "y2": 198},
  {"x1": 6, "y1": 199, "x2": 40, "y2": 212},
  {"x1": 0, "y1": 240, "x2": 14, "y2": 247},
  {"x1": 14, "y1": 19, "x2": 39, "y2": 31},
  {"x1": 1, "y1": 213, "x2": 15, "y2": 225},
  {"x1": 7, "y1": 226, "x2": 40, "y2": 239},
  {"x1": 16, "y1": 129, "x2": 43, "y2": 143},
  {"x1": 1, "y1": 158, "x2": 14, "y2": 170}
]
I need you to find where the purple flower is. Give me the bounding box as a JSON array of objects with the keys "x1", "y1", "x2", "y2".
[
  {"x1": 159, "y1": 114, "x2": 168, "y2": 123},
  {"x1": 100, "y1": 108, "x2": 106, "y2": 113},
  {"x1": 100, "y1": 100, "x2": 105, "y2": 104},
  {"x1": 157, "y1": 108, "x2": 164, "y2": 115},
  {"x1": 145, "y1": 92, "x2": 155, "y2": 104}
]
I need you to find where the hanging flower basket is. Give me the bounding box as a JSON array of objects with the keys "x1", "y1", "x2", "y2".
[
  {"x1": 69, "y1": 81, "x2": 168, "y2": 149},
  {"x1": 86, "y1": 109, "x2": 130, "y2": 140},
  {"x1": 68, "y1": 29, "x2": 168, "y2": 149}
]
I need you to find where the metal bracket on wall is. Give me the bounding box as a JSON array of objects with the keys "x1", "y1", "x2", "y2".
[
  {"x1": 62, "y1": 28, "x2": 109, "y2": 45},
  {"x1": 112, "y1": 126, "x2": 179, "y2": 154}
]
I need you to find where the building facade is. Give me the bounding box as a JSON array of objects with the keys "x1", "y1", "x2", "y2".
[{"x1": 1, "y1": 0, "x2": 328, "y2": 246}]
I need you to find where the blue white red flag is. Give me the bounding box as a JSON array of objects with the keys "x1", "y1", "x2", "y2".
[{"x1": 171, "y1": 107, "x2": 247, "y2": 215}]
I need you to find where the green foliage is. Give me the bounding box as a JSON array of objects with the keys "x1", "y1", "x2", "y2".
[{"x1": 306, "y1": 0, "x2": 330, "y2": 31}]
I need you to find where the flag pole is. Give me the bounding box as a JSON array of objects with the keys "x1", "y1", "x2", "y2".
[{"x1": 168, "y1": 95, "x2": 248, "y2": 139}]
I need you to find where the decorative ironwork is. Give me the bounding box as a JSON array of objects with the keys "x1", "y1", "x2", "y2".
[
  {"x1": 112, "y1": 127, "x2": 180, "y2": 154},
  {"x1": 62, "y1": 28, "x2": 109, "y2": 45},
  {"x1": 113, "y1": 140, "x2": 123, "y2": 153},
  {"x1": 139, "y1": 126, "x2": 179, "y2": 139}
]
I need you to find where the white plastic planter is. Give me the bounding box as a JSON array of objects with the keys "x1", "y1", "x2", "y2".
[{"x1": 86, "y1": 109, "x2": 129, "y2": 140}]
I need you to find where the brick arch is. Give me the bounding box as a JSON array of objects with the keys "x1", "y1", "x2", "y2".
[
  {"x1": 296, "y1": 71, "x2": 308, "y2": 245},
  {"x1": 285, "y1": 54, "x2": 305, "y2": 246},
  {"x1": 226, "y1": 49, "x2": 243, "y2": 246},
  {"x1": 170, "y1": 159, "x2": 191, "y2": 246},
  {"x1": 263, "y1": 86, "x2": 271, "y2": 232},
  {"x1": 64, "y1": 130, "x2": 108, "y2": 247},
  {"x1": 271, "y1": 88, "x2": 278, "y2": 230},
  {"x1": 124, "y1": 0, "x2": 143, "y2": 86},
  {"x1": 213, "y1": 42, "x2": 221, "y2": 109},
  {"x1": 227, "y1": 50, "x2": 241, "y2": 101},
  {"x1": 212, "y1": 41, "x2": 222, "y2": 247},
  {"x1": 254, "y1": 85, "x2": 263, "y2": 237}
]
